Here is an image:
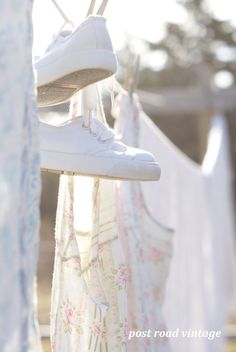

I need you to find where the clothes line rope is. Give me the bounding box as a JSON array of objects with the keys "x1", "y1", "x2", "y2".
[
  {"x1": 138, "y1": 86, "x2": 236, "y2": 114},
  {"x1": 50, "y1": 0, "x2": 74, "y2": 26},
  {"x1": 51, "y1": 0, "x2": 109, "y2": 26}
]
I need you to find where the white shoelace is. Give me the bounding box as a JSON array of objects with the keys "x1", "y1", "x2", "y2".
[{"x1": 82, "y1": 113, "x2": 115, "y2": 143}]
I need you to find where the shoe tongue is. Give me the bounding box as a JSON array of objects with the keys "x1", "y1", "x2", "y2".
[
  {"x1": 93, "y1": 118, "x2": 114, "y2": 141},
  {"x1": 46, "y1": 30, "x2": 72, "y2": 53},
  {"x1": 46, "y1": 35, "x2": 63, "y2": 53}
]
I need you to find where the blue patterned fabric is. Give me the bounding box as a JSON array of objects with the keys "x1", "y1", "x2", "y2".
[{"x1": 0, "y1": 1, "x2": 41, "y2": 351}]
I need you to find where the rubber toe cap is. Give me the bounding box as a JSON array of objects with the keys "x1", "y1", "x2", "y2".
[{"x1": 132, "y1": 147, "x2": 156, "y2": 162}]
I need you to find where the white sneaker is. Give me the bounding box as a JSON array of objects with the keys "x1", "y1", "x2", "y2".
[
  {"x1": 40, "y1": 116, "x2": 161, "y2": 181},
  {"x1": 35, "y1": 16, "x2": 117, "y2": 107}
]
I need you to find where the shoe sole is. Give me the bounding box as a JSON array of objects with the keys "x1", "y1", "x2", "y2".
[
  {"x1": 37, "y1": 68, "x2": 113, "y2": 107},
  {"x1": 41, "y1": 166, "x2": 161, "y2": 181},
  {"x1": 40, "y1": 150, "x2": 161, "y2": 181}
]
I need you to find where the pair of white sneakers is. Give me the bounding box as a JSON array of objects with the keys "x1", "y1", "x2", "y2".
[{"x1": 36, "y1": 15, "x2": 161, "y2": 181}]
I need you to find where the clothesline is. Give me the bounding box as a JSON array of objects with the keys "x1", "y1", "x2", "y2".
[
  {"x1": 45, "y1": 85, "x2": 236, "y2": 352},
  {"x1": 50, "y1": 0, "x2": 74, "y2": 26},
  {"x1": 138, "y1": 86, "x2": 236, "y2": 114},
  {"x1": 50, "y1": 0, "x2": 109, "y2": 27}
]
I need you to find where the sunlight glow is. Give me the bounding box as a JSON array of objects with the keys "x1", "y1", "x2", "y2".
[
  {"x1": 207, "y1": 0, "x2": 236, "y2": 23},
  {"x1": 141, "y1": 50, "x2": 168, "y2": 71},
  {"x1": 74, "y1": 176, "x2": 94, "y2": 232},
  {"x1": 214, "y1": 70, "x2": 234, "y2": 89},
  {"x1": 33, "y1": 1, "x2": 236, "y2": 69},
  {"x1": 33, "y1": 0, "x2": 188, "y2": 55}
]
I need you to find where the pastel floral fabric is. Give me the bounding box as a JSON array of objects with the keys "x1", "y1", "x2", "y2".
[
  {"x1": 0, "y1": 1, "x2": 41, "y2": 351},
  {"x1": 51, "y1": 176, "x2": 128, "y2": 352},
  {"x1": 114, "y1": 92, "x2": 174, "y2": 351},
  {"x1": 116, "y1": 181, "x2": 173, "y2": 352},
  {"x1": 51, "y1": 89, "x2": 174, "y2": 351}
]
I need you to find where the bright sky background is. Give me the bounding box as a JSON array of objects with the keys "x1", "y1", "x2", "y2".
[
  {"x1": 33, "y1": 0, "x2": 236, "y2": 82},
  {"x1": 33, "y1": 0, "x2": 236, "y2": 53},
  {"x1": 33, "y1": 0, "x2": 183, "y2": 52}
]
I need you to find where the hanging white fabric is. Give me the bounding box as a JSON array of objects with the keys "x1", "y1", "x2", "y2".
[
  {"x1": 50, "y1": 86, "x2": 128, "y2": 352},
  {"x1": 112, "y1": 90, "x2": 236, "y2": 352},
  {"x1": 113, "y1": 91, "x2": 174, "y2": 352},
  {"x1": 51, "y1": 84, "x2": 236, "y2": 352}
]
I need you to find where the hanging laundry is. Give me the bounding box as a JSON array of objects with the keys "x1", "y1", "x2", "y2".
[
  {"x1": 112, "y1": 91, "x2": 236, "y2": 352},
  {"x1": 114, "y1": 92, "x2": 174, "y2": 352},
  {"x1": 51, "y1": 175, "x2": 128, "y2": 352},
  {"x1": 51, "y1": 89, "x2": 174, "y2": 352},
  {"x1": 0, "y1": 1, "x2": 41, "y2": 351},
  {"x1": 50, "y1": 89, "x2": 128, "y2": 352},
  {"x1": 50, "y1": 85, "x2": 167, "y2": 352},
  {"x1": 51, "y1": 85, "x2": 236, "y2": 352}
]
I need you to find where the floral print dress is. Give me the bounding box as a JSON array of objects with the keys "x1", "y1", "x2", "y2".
[
  {"x1": 51, "y1": 88, "x2": 174, "y2": 351},
  {"x1": 0, "y1": 1, "x2": 41, "y2": 351},
  {"x1": 51, "y1": 176, "x2": 128, "y2": 352}
]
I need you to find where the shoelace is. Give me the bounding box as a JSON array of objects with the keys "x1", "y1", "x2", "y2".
[{"x1": 82, "y1": 113, "x2": 115, "y2": 143}]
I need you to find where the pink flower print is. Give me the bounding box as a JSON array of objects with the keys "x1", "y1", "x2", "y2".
[
  {"x1": 138, "y1": 247, "x2": 144, "y2": 259},
  {"x1": 109, "y1": 265, "x2": 129, "y2": 290},
  {"x1": 65, "y1": 203, "x2": 74, "y2": 221},
  {"x1": 98, "y1": 243, "x2": 104, "y2": 254},
  {"x1": 69, "y1": 256, "x2": 82, "y2": 275},
  {"x1": 56, "y1": 239, "x2": 65, "y2": 257},
  {"x1": 123, "y1": 322, "x2": 129, "y2": 341},
  {"x1": 56, "y1": 239, "x2": 65, "y2": 250},
  {"x1": 65, "y1": 307, "x2": 76, "y2": 326},
  {"x1": 56, "y1": 239, "x2": 64, "y2": 246},
  {"x1": 116, "y1": 321, "x2": 129, "y2": 343},
  {"x1": 91, "y1": 323, "x2": 106, "y2": 338},
  {"x1": 73, "y1": 256, "x2": 81, "y2": 269},
  {"x1": 94, "y1": 324, "x2": 101, "y2": 335},
  {"x1": 61, "y1": 299, "x2": 84, "y2": 334},
  {"x1": 150, "y1": 247, "x2": 162, "y2": 261},
  {"x1": 118, "y1": 265, "x2": 129, "y2": 286}
]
